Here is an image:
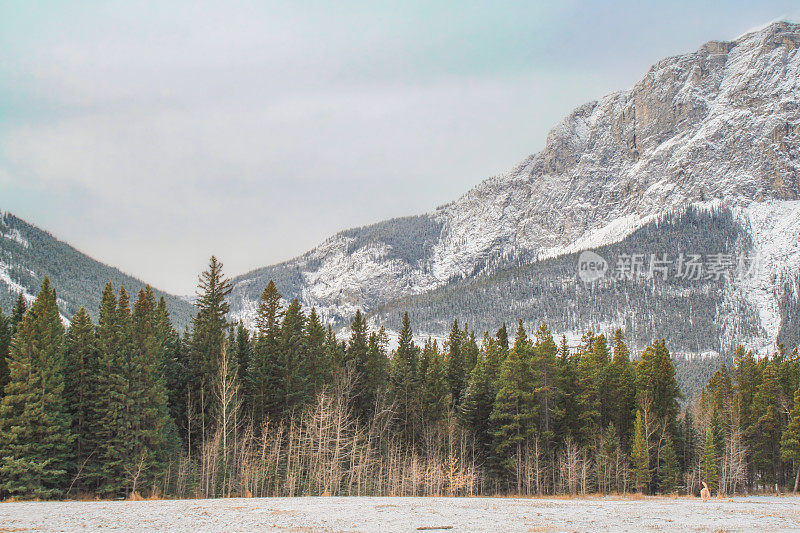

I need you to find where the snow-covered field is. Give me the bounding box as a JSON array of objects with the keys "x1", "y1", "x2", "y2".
[{"x1": 2, "y1": 495, "x2": 799, "y2": 532}]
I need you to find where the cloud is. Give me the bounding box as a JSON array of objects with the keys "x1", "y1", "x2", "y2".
[{"x1": 2, "y1": 1, "x2": 799, "y2": 293}]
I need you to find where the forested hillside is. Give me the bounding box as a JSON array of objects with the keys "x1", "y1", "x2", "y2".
[
  {"x1": 2, "y1": 259, "x2": 799, "y2": 500},
  {"x1": 0, "y1": 212, "x2": 195, "y2": 330},
  {"x1": 371, "y1": 206, "x2": 778, "y2": 355}
]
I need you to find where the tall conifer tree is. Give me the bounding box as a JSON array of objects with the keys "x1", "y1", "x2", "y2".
[
  {"x1": 63, "y1": 307, "x2": 99, "y2": 490},
  {"x1": 0, "y1": 307, "x2": 10, "y2": 398},
  {"x1": 188, "y1": 257, "x2": 232, "y2": 449},
  {"x1": 249, "y1": 280, "x2": 283, "y2": 425},
  {"x1": 0, "y1": 278, "x2": 74, "y2": 498},
  {"x1": 490, "y1": 322, "x2": 535, "y2": 483},
  {"x1": 446, "y1": 319, "x2": 466, "y2": 405}
]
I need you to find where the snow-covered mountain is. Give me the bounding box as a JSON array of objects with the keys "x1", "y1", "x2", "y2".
[
  {"x1": 0, "y1": 212, "x2": 195, "y2": 330},
  {"x1": 231, "y1": 22, "x2": 800, "y2": 353}
]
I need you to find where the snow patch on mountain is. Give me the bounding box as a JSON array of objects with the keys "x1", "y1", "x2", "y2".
[
  {"x1": 1, "y1": 228, "x2": 29, "y2": 249},
  {"x1": 0, "y1": 260, "x2": 34, "y2": 303}
]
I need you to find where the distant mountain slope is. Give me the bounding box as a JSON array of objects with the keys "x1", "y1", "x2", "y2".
[
  {"x1": 0, "y1": 212, "x2": 195, "y2": 330},
  {"x1": 370, "y1": 205, "x2": 776, "y2": 354},
  {"x1": 230, "y1": 22, "x2": 800, "y2": 354}
]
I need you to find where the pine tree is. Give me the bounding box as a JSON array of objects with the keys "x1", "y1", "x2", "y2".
[
  {"x1": 130, "y1": 287, "x2": 180, "y2": 493},
  {"x1": 420, "y1": 340, "x2": 449, "y2": 426},
  {"x1": 636, "y1": 340, "x2": 681, "y2": 423},
  {"x1": 92, "y1": 284, "x2": 134, "y2": 496},
  {"x1": 249, "y1": 280, "x2": 283, "y2": 425},
  {"x1": 446, "y1": 319, "x2": 466, "y2": 406},
  {"x1": 305, "y1": 308, "x2": 329, "y2": 394},
  {"x1": 158, "y1": 298, "x2": 188, "y2": 442},
  {"x1": 557, "y1": 335, "x2": 580, "y2": 439},
  {"x1": 531, "y1": 323, "x2": 562, "y2": 446},
  {"x1": 347, "y1": 310, "x2": 386, "y2": 420},
  {"x1": 9, "y1": 293, "x2": 27, "y2": 334},
  {"x1": 280, "y1": 299, "x2": 311, "y2": 415},
  {"x1": 389, "y1": 312, "x2": 420, "y2": 443},
  {"x1": 496, "y1": 323, "x2": 509, "y2": 355},
  {"x1": 460, "y1": 346, "x2": 496, "y2": 459},
  {"x1": 701, "y1": 427, "x2": 719, "y2": 494},
  {"x1": 632, "y1": 410, "x2": 650, "y2": 493},
  {"x1": 233, "y1": 322, "x2": 251, "y2": 395},
  {"x1": 188, "y1": 256, "x2": 232, "y2": 450},
  {"x1": 490, "y1": 321, "x2": 535, "y2": 483},
  {"x1": 462, "y1": 325, "x2": 479, "y2": 377},
  {"x1": 658, "y1": 435, "x2": 679, "y2": 494},
  {"x1": 576, "y1": 333, "x2": 607, "y2": 443},
  {"x1": 0, "y1": 278, "x2": 74, "y2": 498},
  {"x1": 63, "y1": 307, "x2": 99, "y2": 490},
  {"x1": 749, "y1": 361, "x2": 784, "y2": 486},
  {"x1": 781, "y1": 383, "x2": 800, "y2": 492},
  {"x1": 0, "y1": 307, "x2": 10, "y2": 398},
  {"x1": 609, "y1": 329, "x2": 636, "y2": 445}
]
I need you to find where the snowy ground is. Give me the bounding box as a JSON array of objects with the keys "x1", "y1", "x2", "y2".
[{"x1": 1, "y1": 495, "x2": 799, "y2": 532}]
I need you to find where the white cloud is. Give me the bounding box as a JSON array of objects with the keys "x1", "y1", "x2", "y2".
[{"x1": 2, "y1": 2, "x2": 799, "y2": 293}]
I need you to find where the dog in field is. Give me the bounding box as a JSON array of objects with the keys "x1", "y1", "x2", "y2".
[{"x1": 700, "y1": 482, "x2": 711, "y2": 502}]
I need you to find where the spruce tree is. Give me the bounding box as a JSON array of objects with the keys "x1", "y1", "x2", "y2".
[
  {"x1": 460, "y1": 346, "x2": 496, "y2": 459},
  {"x1": 658, "y1": 436, "x2": 679, "y2": 494},
  {"x1": 576, "y1": 333, "x2": 607, "y2": 442},
  {"x1": 130, "y1": 287, "x2": 180, "y2": 493},
  {"x1": 531, "y1": 323, "x2": 562, "y2": 446},
  {"x1": 701, "y1": 427, "x2": 719, "y2": 494},
  {"x1": 9, "y1": 293, "x2": 27, "y2": 334},
  {"x1": 188, "y1": 257, "x2": 232, "y2": 450},
  {"x1": 749, "y1": 361, "x2": 784, "y2": 486},
  {"x1": 347, "y1": 310, "x2": 386, "y2": 420},
  {"x1": 63, "y1": 307, "x2": 99, "y2": 490},
  {"x1": 0, "y1": 307, "x2": 9, "y2": 398},
  {"x1": 636, "y1": 340, "x2": 681, "y2": 423},
  {"x1": 462, "y1": 325, "x2": 479, "y2": 377},
  {"x1": 365, "y1": 328, "x2": 389, "y2": 412},
  {"x1": 609, "y1": 329, "x2": 636, "y2": 445},
  {"x1": 249, "y1": 280, "x2": 283, "y2": 425},
  {"x1": 496, "y1": 323, "x2": 509, "y2": 355},
  {"x1": 92, "y1": 284, "x2": 133, "y2": 496},
  {"x1": 446, "y1": 319, "x2": 466, "y2": 406},
  {"x1": 490, "y1": 322, "x2": 535, "y2": 482},
  {"x1": 233, "y1": 322, "x2": 252, "y2": 396},
  {"x1": 0, "y1": 278, "x2": 74, "y2": 498},
  {"x1": 280, "y1": 299, "x2": 311, "y2": 415},
  {"x1": 389, "y1": 312, "x2": 420, "y2": 443},
  {"x1": 157, "y1": 297, "x2": 188, "y2": 441},
  {"x1": 305, "y1": 308, "x2": 329, "y2": 394},
  {"x1": 780, "y1": 383, "x2": 800, "y2": 492},
  {"x1": 420, "y1": 340, "x2": 449, "y2": 426},
  {"x1": 632, "y1": 410, "x2": 650, "y2": 493},
  {"x1": 556, "y1": 335, "x2": 581, "y2": 439}
]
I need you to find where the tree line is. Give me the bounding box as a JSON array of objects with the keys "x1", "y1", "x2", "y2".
[{"x1": 0, "y1": 256, "x2": 798, "y2": 499}]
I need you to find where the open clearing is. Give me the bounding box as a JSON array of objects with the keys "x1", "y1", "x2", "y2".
[{"x1": 1, "y1": 495, "x2": 799, "y2": 532}]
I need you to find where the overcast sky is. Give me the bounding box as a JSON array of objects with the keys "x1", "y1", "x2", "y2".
[{"x1": 1, "y1": 1, "x2": 799, "y2": 294}]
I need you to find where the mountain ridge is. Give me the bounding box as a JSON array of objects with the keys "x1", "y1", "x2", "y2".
[
  {"x1": 228, "y1": 21, "x2": 800, "y2": 354},
  {"x1": 0, "y1": 211, "x2": 196, "y2": 330}
]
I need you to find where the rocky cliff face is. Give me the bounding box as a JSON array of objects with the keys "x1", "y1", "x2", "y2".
[{"x1": 230, "y1": 22, "x2": 800, "y2": 352}]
